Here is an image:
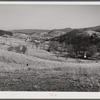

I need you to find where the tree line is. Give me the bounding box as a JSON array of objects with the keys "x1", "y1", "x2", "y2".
[{"x1": 49, "y1": 29, "x2": 100, "y2": 59}]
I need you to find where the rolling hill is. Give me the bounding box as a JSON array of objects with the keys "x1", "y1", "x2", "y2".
[
  {"x1": 11, "y1": 28, "x2": 72, "y2": 39},
  {"x1": 0, "y1": 30, "x2": 13, "y2": 36},
  {"x1": 11, "y1": 25, "x2": 100, "y2": 40}
]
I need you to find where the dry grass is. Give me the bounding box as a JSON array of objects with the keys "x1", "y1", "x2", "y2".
[
  {"x1": 0, "y1": 36, "x2": 100, "y2": 91},
  {"x1": 0, "y1": 49, "x2": 99, "y2": 91}
]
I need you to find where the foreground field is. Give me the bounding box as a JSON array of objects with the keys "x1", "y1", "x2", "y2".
[{"x1": 0, "y1": 49, "x2": 100, "y2": 91}]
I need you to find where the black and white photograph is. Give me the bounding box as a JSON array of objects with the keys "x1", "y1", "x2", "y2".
[{"x1": 0, "y1": 2, "x2": 100, "y2": 94}]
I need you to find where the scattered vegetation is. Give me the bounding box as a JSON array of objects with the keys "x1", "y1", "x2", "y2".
[
  {"x1": 52, "y1": 29, "x2": 100, "y2": 59},
  {"x1": 1, "y1": 25, "x2": 100, "y2": 91},
  {"x1": 7, "y1": 45, "x2": 27, "y2": 54},
  {"x1": 0, "y1": 30, "x2": 13, "y2": 36},
  {"x1": 0, "y1": 50, "x2": 100, "y2": 91}
]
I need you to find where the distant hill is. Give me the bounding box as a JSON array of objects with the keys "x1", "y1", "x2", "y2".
[
  {"x1": 10, "y1": 25, "x2": 100, "y2": 41},
  {"x1": 12, "y1": 28, "x2": 72, "y2": 34},
  {"x1": 86, "y1": 25, "x2": 100, "y2": 32},
  {"x1": 51, "y1": 25, "x2": 100, "y2": 42},
  {"x1": 0, "y1": 30, "x2": 13, "y2": 36},
  {"x1": 52, "y1": 28, "x2": 72, "y2": 32},
  {"x1": 74, "y1": 25, "x2": 100, "y2": 33},
  {"x1": 9, "y1": 25, "x2": 100, "y2": 59},
  {"x1": 44, "y1": 30, "x2": 66, "y2": 38},
  {"x1": 45, "y1": 28, "x2": 72, "y2": 38},
  {"x1": 11, "y1": 28, "x2": 72, "y2": 40},
  {"x1": 13, "y1": 33, "x2": 29, "y2": 39},
  {"x1": 12, "y1": 29, "x2": 50, "y2": 34}
]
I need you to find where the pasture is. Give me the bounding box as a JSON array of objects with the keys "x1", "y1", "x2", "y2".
[{"x1": 0, "y1": 36, "x2": 100, "y2": 91}]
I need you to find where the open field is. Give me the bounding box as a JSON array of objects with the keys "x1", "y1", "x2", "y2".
[
  {"x1": 0, "y1": 48, "x2": 100, "y2": 91},
  {"x1": 0, "y1": 36, "x2": 100, "y2": 91}
]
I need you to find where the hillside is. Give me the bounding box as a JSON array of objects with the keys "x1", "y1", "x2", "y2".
[
  {"x1": 0, "y1": 48, "x2": 100, "y2": 91},
  {"x1": 51, "y1": 26, "x2": 100, "y2": 42},
  {"x1": 12, "y1": 28, "x2": 72, "y2": 34},
  {"x1": 47, "y1": 25, "x2": 100, "y2": 59},
  {"x1": 1, "y1": 26, "x2": 100, "y2": 91},
  {"x1": 52, "y1": 28, "x2": 72, "y2": 32},
  {"x1": 0, "y1": 30, "x2": 13, "y2": 36},
  {"x1": 12, "y1": 29, "x2": 50, "y2": 34},
  {"x1": 11, "y1": 25, "x2": 100, "y2": 40},
  {"x1": 11, "y1": 28, "x2": 72, "y2": 40},
  {"x1": 81, "y1": 25, "x2": 100, "y2": 32}
]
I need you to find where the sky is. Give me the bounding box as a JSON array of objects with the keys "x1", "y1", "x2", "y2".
[{"x1": 0, "y1": 5, "x2": 100, "y2": 30}]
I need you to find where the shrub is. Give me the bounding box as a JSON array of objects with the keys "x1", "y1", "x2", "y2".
[
  {"x1": 66, "y1": 45, "x2": 75, "y2": 57},
  {"x1": 15, "y1": 45, "x2": 27, "y2": 54},
  {"x1": 20, "y1": 45, "x2": 27, "y2": 54},
  {"x1": 86, "y1": 45, "x2": 97, "y2": 58},
  {"x1": 7, "y1": 45, "x2": 27, "y2": 54},
  {"x1": 49, "y1": 41, "x2": 62, "y2": 52},
  {"x1": 7, "y1": 46, "x2": 13, "y2": 51},
  {"x1": 0, "y1": 42, "x2": 5, "y2": 45}
]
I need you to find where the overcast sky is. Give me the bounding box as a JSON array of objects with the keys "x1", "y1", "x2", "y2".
[{"x1": 0, "y1": 5, "x2": 100, "y2": 30}]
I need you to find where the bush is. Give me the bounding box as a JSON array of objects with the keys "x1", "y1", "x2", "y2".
[
  {"x1": 86, "y1": 45, "x2": 97, "y2": 57},
  {"x1": 49, "y1": 41, "x2": 62, "y2": 52},
  {"x1": 7, "y1": 46, "x2": 13, "y2": 51},
  {"x1": 20, "y1": 45, "x2": 27, "y2": 54},
  {"x1": 7, "y1": 45, "x2": 27, "y2": 54},
  {"x1": 66, "y1": 45, "x2": 75, "y2": 57},
  {"x1": 0, "y1": 42, "x2": 5, "y2": 45}
]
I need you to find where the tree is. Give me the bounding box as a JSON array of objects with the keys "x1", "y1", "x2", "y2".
[
  {"x1": 66, "y1": 45, "x2": 75, "y2": 57},
  {"x1": 48, "y1": 41, "x2": 61, "y2": 52},
  {"x1": 86, "y1": 45, "x2": 98, "y2": 59},
  {"x1": 8, "y1": 45, "x2": 27, "y2": 54},
  {"x1": 64, "y1": 30, "x2": 100, "y2": 59}
]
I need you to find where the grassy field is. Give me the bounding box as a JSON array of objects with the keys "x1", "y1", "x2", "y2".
[
  {"x1": 0, "y1": 36, "x2": 100, "y2": 91},
  {"x1": 0, "y1": 49, "x2": 100, "y2": 91}
]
